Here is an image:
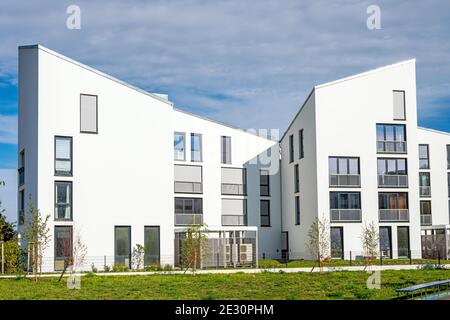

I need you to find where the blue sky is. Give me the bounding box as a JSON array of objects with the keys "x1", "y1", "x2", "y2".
[{"x1": 0, "y1": 0, "x2": 449, "y2": 170}]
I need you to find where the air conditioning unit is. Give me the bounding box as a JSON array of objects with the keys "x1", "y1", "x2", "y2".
[{"x1": 240, "y1": 244, "x2": 253, "y2": 263}]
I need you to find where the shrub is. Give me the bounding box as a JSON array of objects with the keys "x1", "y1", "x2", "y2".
[
  {"x1": 91, "y1": 263, "x2": 98, "y2": 273},
  {"x1": 112, "y1": 264, "x2": 130, "y2": 273}
]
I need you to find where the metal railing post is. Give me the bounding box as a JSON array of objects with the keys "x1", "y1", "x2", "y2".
[
  {"x1": 409, "y1": 250, "x2": 412, "y2": 264},
  {"x1": 380, "y1": 253, "x2": 383, "y2": 266},
  {"x1": 349, "y1": 251, "x2": 352, "y2": 266},
  {"x1": 104, "y1": 255, "x2": 107, "y2": 271}
]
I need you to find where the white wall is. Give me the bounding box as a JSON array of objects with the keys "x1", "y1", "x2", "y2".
[{"x1": 0, "y1": 169, "x2": 17, "y2": 224}]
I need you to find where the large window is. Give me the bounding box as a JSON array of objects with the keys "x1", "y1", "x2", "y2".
[
  {"x1": 175, "y1": 197, "x2": 203, "y2": 225},
  {"x1": 55, "y1": 181, "x2": 72, "y2": 221},
  {"x1": 420, "y1": 200, "x2": 432, "y2": 226},
  {"x1": 55, "y1": 136, "x2": 72, "y2": 176},
  {"x1": 294, "y1": 164, "x2": 299, "y2": 193},
  {"x1": 376, "y1": 124, "x2": 406, "y2": 153},
  {"x1": 298, "y1": 129, "x2": 304, "y2": 159},
  {"x1": 54, "y1": 226, "x2": 73, "y2": 271},
  {"x1": 222, "y1": 199, "x2": 247, "y2": 226},
  {"x1": 144, "y1": 226, "x2": 160, "y2": 267},
  {"x1": 330, "y1": 227, "x2": 344, "y2": 259},
  {"x1": 260, "y1": 169, "x2": 270, "y2": 196},
  {"x1": 295, "y1": 196, "x2": 300, "y2": 225},
  {"x1": 190, "y1": 133, "x2": 202, "y2": 162},
  {"x1": 378, "y1": 192, "x2": 409, "y2": 222},
  {"x1": 419, "y1": 144, "x2": 430, "y2": 169},
  {"x1": 221, "y1": 167, "x2": 247, "y2": 195},
  {"x1": 379, "y1": 227, "x2": 392, "y2": 258},
  {"x1": 174, "y1": 164, "x2": 202, "y2": 194},
  {"x1": 377, "y1": 158, "x2": 408, "y2": 187},
  {"x1": 397, "y1": 226, "x2": 410, "y2": 258},
  {"x1": 221, "y1": 136, "x2": 231, "y2": 164},
  {"x1": 80, "y1": 94, "x2": 98, "y2": 133},
  {"x1": 18, "y1": 150, "x2": 24, "y2": 186},
  {"x1": 393, "y1": 90, "x2": 406, "y2": 120},
  {"x1": 328, "y1": 157, "x2": 360, "y2": 187},
  {"x1": 330, "y1": 192, "x2": 362, "y2": 222},
  {"x1": 260, "y1": 200, "x2": 270, "y2": 227},
  {"x1": 174, "y1": 132, "x2": 185, "y2": 161},
  {"x1": 289, "y1": 134, "x2": 294, "y2": 163},
  {"x1": 115, "y1": 226, "x2": 131, "y2": 267},
  {"x1": 419, "y1": 172, "x2": 431, "y2": 197}
]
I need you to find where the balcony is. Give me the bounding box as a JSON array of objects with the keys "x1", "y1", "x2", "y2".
[
  {"x1": 419, "y1": 186, "x2": 431, "y2": 197},
  {"x1": 330, "y1": 209, "x2": 362, "y2": 222},
  {"x1": 221, "y1": 215, "x2": 247, "y2": 226},
  {"x1": 420, "y1": 214, "x2": 432, "y2": 226},
  {"x1": 221, "y1": 183, "x2": 246, "y2": 195},
  {"x1": 329, "y1": 174, "x2": 360, "y2": 187},
  {"x1": 174, "y1": 181, "x2": 202, "y2": 194},
  {"x1": 377, "y1": 141, "x2": 407, "y2": 154},
  {"x1": 174, "y1": 214, "x2": 203, "y2": 226},
  {"x1": 379, "y1": 209, "x2": 409, "y2": 222},
  {"x1": 378, "y1": 175, "x2": 408, "y2": 188}
]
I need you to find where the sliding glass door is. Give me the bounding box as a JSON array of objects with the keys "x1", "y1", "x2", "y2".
[
  {"x1": 144, "y1": 226, "x2": 160, "y2": 267},
  {"x1": 115, "y1": 226, "x2": 131, "y2": 267}
]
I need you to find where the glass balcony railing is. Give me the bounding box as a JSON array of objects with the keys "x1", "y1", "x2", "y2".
[
  {"x1": 378, "y1": 174, "x2": 408, "y2": 188},
  {"x1": 329, "y1": 174, "x2": 361, "y2": 187},
  {"x1": 221, "y1": 215, "x2": 247, "y2": 226},
  {"x1": 419, "y1": 186, "x2": 431, "y2": 197},
  {"x1": 221, "y1": 183, "x2": 246, "y2": 195},
  {"x1": 330, "y1": 209, "x2": 362, "y2": 222},
  {"x1": 174, "y1": 214, "x2": 203, "y2": 226},
  {"x1": 379, "y1": 209, "x2": 409, "y2": 222},
  {"x1": 174, "y1": 181, "x2": 202, "y2": 194},
  {"x1": 377, "y1": 141, "x2": 407, "y2": 154},
  {"x1": 420, "y1": 214, "x2": 432, "y2": 226}
]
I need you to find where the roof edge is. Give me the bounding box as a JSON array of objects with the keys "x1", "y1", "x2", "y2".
[{"x1": 418, "y1": 126, "x2": 450, "y2": 136}]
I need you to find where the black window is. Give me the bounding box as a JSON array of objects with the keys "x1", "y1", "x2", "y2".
[
  {"x1": 330, "y1": 192, "x2": 361, "y2": 209},
  {"x1": 298, "y1": 129, "x2": 304, "y2": 159},
  {"x1": 289, "y1": 134, "x2": 294, "y2": 163},
  {"x1": 377, "y1": 158, "x2": 407, "y2": 175},
  {"x1": 420, "y1": 200, "x2": 431, "y2": 215},
  {"x1": 330, "y1": 227, "x2": 344, "y2": 259},
  {"x1": 260, "y1": 200, "x2": 270, "y2": 227},
  {"x1": 54, "y1": 226, "x2": 73, "y2": 271},
  {"x1": 379, "y1": 226, "x2": 392, "y2": 258},
  {"x1": 221, "y1": 136, "x2": 231, "y2": 164},
  {"x1": 175, "y1": 198, "x2": 203, "y2": 214},
  {"x1": 378, "y1": 192, "x2": 408, "y2": 209},
  {"x1": 294, "y1": 164, "x2": 299, "y2": 193},
  {"x1": 260, "y1": 169, "x2": 270, "y2": 196},
  {"x1": 115, "y1": 226, "x2": 131, "y2": 267},
  {"x1": 295, "y1": 196, "x2": 300, "y2": 225},
  {"x1": 144, "y1": 226, "x2": 160, "y2": 267},
  {"x1": 18, "y1": 150, "x2": 25, "y2": 186},
  {"x1": 397, "y1": 226, "x2": 410, "y2": 258},
  {"x1": 376, "y1": 124, "x2": 406, "y2": 153},
  {"x1": 18, "y1": 190, "x2": 25, "y2": 225},
  {"x1": 419, "y1": 172, "x2": 431, "y2": 197},
  {"x1": 55, "y1": 181, "x2": 72, "y2": 221},
  {"x1": 419, "y1": 144, "x2": 430, "y2": 169},
  {"x1": 55, "y1": 136, "x2": 72, "y2": 176},
  {"x1": 328, "y1": 157, "x2": 360, "y2": 175}
]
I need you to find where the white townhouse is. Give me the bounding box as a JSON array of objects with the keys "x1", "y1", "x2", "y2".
[{"x1": 17, "y1": 45, "x2": 450, "y2": 271}]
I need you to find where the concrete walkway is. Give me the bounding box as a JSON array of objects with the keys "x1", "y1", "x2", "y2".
[{"x1": 1, "y1": 263, "x2": 449, "y2": 279}]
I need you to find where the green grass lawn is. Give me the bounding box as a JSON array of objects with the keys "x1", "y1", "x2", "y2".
[{"x1": 0, "y1": 269, "x2": 449, "y2": 300}]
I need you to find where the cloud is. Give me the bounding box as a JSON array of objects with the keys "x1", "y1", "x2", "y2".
[
  {"x1": 0, "y1": 114, "x2": 17, "y2": 144},
  {"x1": 0, "y1": 0, "x2": 449, "y2": 132}
]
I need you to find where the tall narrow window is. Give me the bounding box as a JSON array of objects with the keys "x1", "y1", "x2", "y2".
[
  {"x1": 175, "y1": 197, "x2": 203, "y2": 225},
  {"x1": 191, "y1": 133, "x2": 202, "y2": 162},
  {"x1": 298, "y1": 129, "x2": 304, "y2": 159},
  {"x1": 115, "y1": 226, "x2": 131, "y2": 267},
  {"x1": 393, "y1": 90, "x2": 406, "y2": 120},
  {"x1": 55, "y1": 136, "x2": 72, "y2": 176},
  {"x1": 289, "y1": 134, "x2": 294, "y2": 163},
  {"x1": 18, "y1": 150, "x2": 25, "y2": 186},
  {"x1": 397, "y1": 226, "x2": 410, "y2": 258},
  {"x1": 420, "y1": 200, "x2": 432, "y2": 226},
  {"x1": 260, "y1": 200, "x2": 270, "y2": 227},
  {"x1": 448, "y1": 173, "x2": 450, "y2": 197},
  {"x1": 80, "y1": 94, "x2": 98, "y2": 133},
  {"x1": 144, "y1": 226, "x2": 160, "y2": 267},
  {"x1": 447, "y1": 145, "x2": 450, "y2": 169},
  {"x1": 18, "y1": 190, "x2": 25, "y2": 225},
  {"x1": 419, "y1": 144, "x2": 430, "y2": 169},
  {"x1": 55, "y1": 181, "x2": 72, "y2": 221},
  {"x1": 174, "y1": 132, "x2": 185, "y2": 161},
  {"x1": 330, "y1": 227, "x2": 344, "y2": 259},
  {"x1": 419, "y1": 172, "x2": 431, "y2": 197},
  {"x1": 294, "y1": 164, "x2": 299, "y2": 193},
  {"x1": 379, "y1": 226, "x2": 392, "y2": 258},
  {"x1": 295, "y1": 196, "x2": 300, "y2": 225},
  {"x1": 221, "y1": 136, "x2": 231, "y2": 164},
  {"x1": 54, "y1": 226, "x2": 73, "y2": 271},
  {"x1": 260, "y1": 169, "x2": 270, "y2": 196}
]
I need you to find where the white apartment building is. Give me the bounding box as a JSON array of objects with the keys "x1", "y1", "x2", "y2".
[{"x1": 17, "y1": 45, "x2": 450, "y2": 271}]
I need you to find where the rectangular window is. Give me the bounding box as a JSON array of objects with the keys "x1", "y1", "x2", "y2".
[
  {"x1": 419, "y1": 144, "x2": 430, "y2": 169},
  {"x1": 55, "y1": 181, "x2": 72, "y2": 221},
  {"x1": 18, "y1": 150, "x2": 25, "y2": 186},
  {"x1": 397, "y1": 226, "x2": 410, "y2": 258},
  {"x1": 18, "y1": 190, "x2": 25, "y2": 225},
  {"x1": 221, "y1": 167, "x2": 247, "y2": 195},
  {"x1": 175, "y1": 197, "x2": 203, "y2": 225},
  {"x1": 419, "y1": 172, "x2": 431, "y2": 197},
  {"x1": 54, "y1": 226, "x2": 73, "y2": 271},
  {"x1": 289, "y1": 134, "x2": 294, "y2": 163},
  {"x1": 330, "y1": 192, "x2": 361, "y2": 209},
  {"x1": 174, "y1": 132, "x2": 185, "y2": 161},
  {"x1": 294, "y1": 164, "x2": 299, "y2": 193},
  {"x1": 298, "y1": 129, "x2": 304, "y2": 159},
  {"x1": 55, "y1": 136, "x2": 72, "y2": 176},
  {"x1": 295, "y1": 196, "x2": 300, "y2": 225},
  {"x1": 376, "y1": 124, "x2": 406, "y2": 153},
  {"x1": 174, "y1": 164, "x2": 202, "y2": 194},
  {"x1": 328, "y1": 157, "x2": 360, "y2": 187},
  {"x1": 260, "y1": 169, "x2": 270, "y2": 196},
  {"x1": 260, "y1": 200, "x2": 270, "y2": 227},
  {"x1": 420, "y1": 200, "x2": 432, "y2": 226},
  {"x1": 447, "y1": 145, "x2": 450, "y2": 169},
  {"x1": 377, "y1": 158, "x2": 408, "y2": 187},
  {"x1": 448, "y1": 173, "x2": 450, "y2": 197},
  {"x1": 115, "y1": 226, "x2": 131, "y2": 268},
  {"x1": 379, "y1": 226, "x2": 392, "y2": 258},
  {"x1": 221, "y1": 136, "x2": 231, "y2": 164},
  {"x1": 80, "y1": 94, "x2": 98, "y2": 133},
  {"x1": 222, "y1": 199, "x2": 247, "y2": 226},
  {"x1": 330, "y1": 227, "x2": 344, "y2": 259},
  {"x1": 378, "y1": 192, "x2": 409, "y2": 210},
  {"x1": 191, "y1": 133, "x2": 202, "y2": 162},
  {"x1": 393, "y1": 90, "x2": 406, "y2": 120},
  {"x1": 144, "y1": 226, "x2": 160, "y2": 267}
]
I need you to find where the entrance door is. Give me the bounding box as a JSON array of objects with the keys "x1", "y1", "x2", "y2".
[
  {"x1": 379, "y1": 226, "x2": 392, "y2": 258},
  {"x1": 397, "y1": 226, "x2": 410, "y2": 258},
  {"x1": 54, "y1": 226, "x2": 73, "y2": 271},
  {"x1": 330, "y1": 227, "x2": 344, "y2": 259},
  {"x1": 115, "y1": 226, "x2": 131, "y2": 267}
]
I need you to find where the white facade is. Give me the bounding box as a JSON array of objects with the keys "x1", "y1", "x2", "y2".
[
  {"x1": 0, "y1": 169, "x2": 17, "y2": 223},
  {"x1": 17, "y1": 45, "x2": 450, "y2": 271}
]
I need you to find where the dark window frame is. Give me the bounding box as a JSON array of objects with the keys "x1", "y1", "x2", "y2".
[
  {"x1": 80, "y1": 93, "x2": 98, "y2": 134},
  {"x1": 379, "y1": 226, "x2": 392, "y2": 259},
  {"x1": 114, "y1": 225, "x2": 131, "y2": 268},
  {"x1": 393, "y1": 90, "x2": 406, "y2": 121},
  {"x1": 259, "y1": 169, "x2": 270, "y2": 196},
  {"x1": 330, "y1": 191, "x2": 362, "y2": 210},
  {"x1": 377, "y1": 158, "x2": 408, "y2": 175},
  {"x1": 54, "y1": 136, "x2": 73, "y2": 176},
  {"x1": 220, "y1": 135, "x2": 232, "y2": 164},
  {"x1": 54, "y1": 181, "x2": 73, "y2": 221},
  {"x1": 18, "y1": 149, "x2": 25, "y2": 187},
  {"x1": 190, "y1": 133, "x2": 203, "y2": 162},
  {"x1": 174, "y1": 132, "x2": 186, "y2": 161},
  {"x1": 295, "y1": 196, "x2": 300, "y2": 225},
  {"x1": 289, "y1": 134, "x2": 294, "y2": 163},
  {"x1": 378, "y1": 192, "x2": 409, "y2": 210},
  {"x1": 174, "y1": 197, "x2": 203, "y2": 214},
  {"x1": 419, "y1": 144, "x2": 430, "y2": 169},
  {"x1": 330, "y1": 227, "x2": 344, "y2": 259},
  {"x1": 54, "y1": 225, "x2": 73, "y2": 271},
  {"x1": 294, "y1": 164, "x2": 299, "y2": 193},
  {"x1": 260, "y1": 199, "x2": 271, "y2": 227},
  {"x1": 328, "y1": 157, "x2": 360, "y2": 175},
  {"x1": 298, "y1": 129, "x2": 304, "y2": 159},
  {"x1": 376, "y1": 123, "x2": 407, "y2": 142},
  {"x1": 144, "y1": 225, "x2": 160, "y2": 267}
]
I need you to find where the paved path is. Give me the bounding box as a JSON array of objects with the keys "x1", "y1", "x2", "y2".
[{"x1": 1, "y1": 264, "x2": 449, "y2": 279}]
